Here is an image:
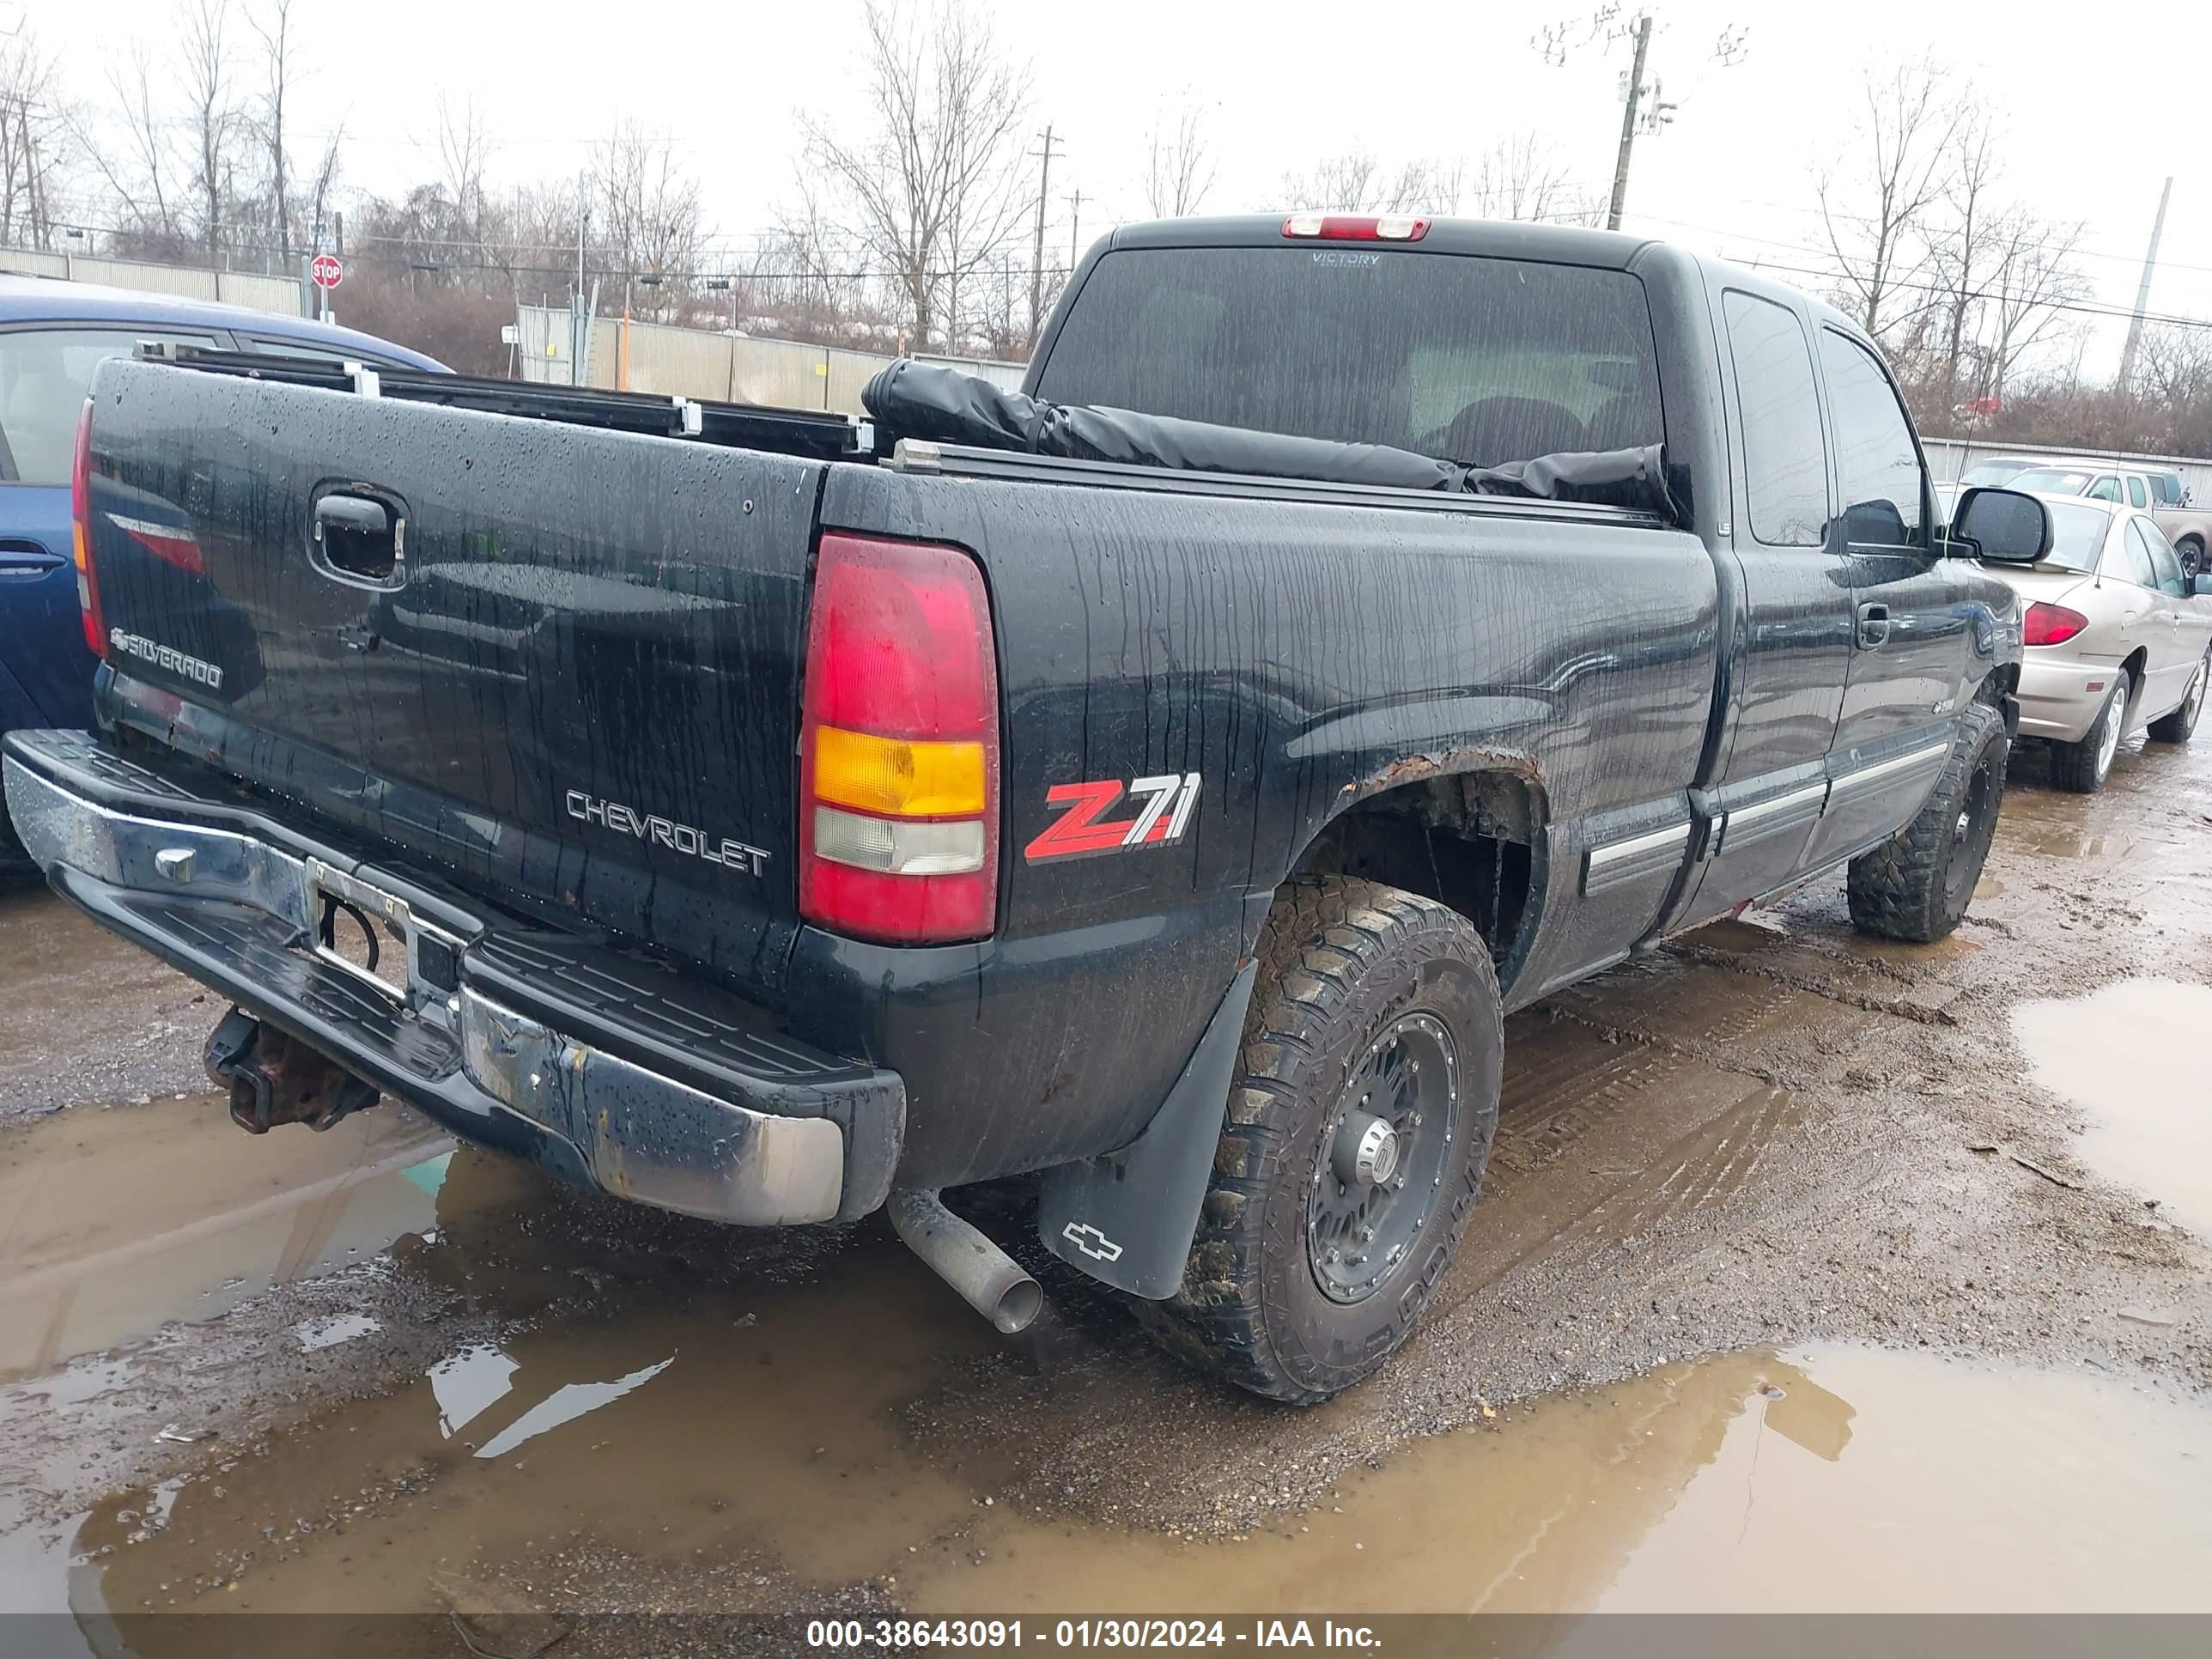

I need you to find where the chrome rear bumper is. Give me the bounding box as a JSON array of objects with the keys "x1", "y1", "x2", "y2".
[{"x1": 3, "y1": 731, "x2": 903, "y2": 1227}]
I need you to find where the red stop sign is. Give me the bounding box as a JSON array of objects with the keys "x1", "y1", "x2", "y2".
[{"x1": 310, "y1": 253, "x2": 343, "y2": 290}]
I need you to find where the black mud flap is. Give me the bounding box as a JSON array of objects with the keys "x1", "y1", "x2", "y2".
[{"x1": 1036, "y1": 961, "x2": 1257, "y2": 1299}]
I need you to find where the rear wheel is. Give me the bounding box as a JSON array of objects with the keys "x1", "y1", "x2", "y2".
[
  {"x1": 2178, "y1": 537, "x2": 2205, "y2": 583},
  {"x1": 1847, "y1": 702, "x2": 2008, "y2": 943},
  {"x1": 2051, "y1": 671, "x2": 2130, "y2": 792},
  {"x1": 2148, "y1": 653, "x2": 2208, "y2": 744},
  {"x1": 1135, "y1": 875, "x2": 1502, "y2": 1404}
]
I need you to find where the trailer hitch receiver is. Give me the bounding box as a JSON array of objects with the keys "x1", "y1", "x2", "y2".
[{"x1": 205, "y1": 1007, "x2": 380, "y2": 1133}]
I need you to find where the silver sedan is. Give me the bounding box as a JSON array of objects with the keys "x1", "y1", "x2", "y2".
[{"x1": 1992, "y1": 496, "x2": 2212, "y2": 792}]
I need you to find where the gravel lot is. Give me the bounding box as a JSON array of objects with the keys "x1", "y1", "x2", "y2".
[{"x1": 2, "y1": 728, "x2": 2208, "y2": 1632}]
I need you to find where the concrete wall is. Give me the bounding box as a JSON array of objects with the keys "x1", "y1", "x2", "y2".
[
  {"x1": 0, "y1": 248, "x2": 306, "y2": 319},
  {"x1": 513, "y1": 306, "x2": 1024, "y2": 415}
]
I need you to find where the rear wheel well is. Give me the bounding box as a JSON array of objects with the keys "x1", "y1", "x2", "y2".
[
  {"x1": 2122, "y1": 648, "x2": 2150, "y2": 715},
  {"x1": 1290, "y1": 772, "x2": 1540, "y2": 971}
]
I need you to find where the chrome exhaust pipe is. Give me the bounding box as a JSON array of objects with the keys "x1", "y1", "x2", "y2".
[{"x1": 888, "y1": 1189, "x2": 1042, "y2": 1334}]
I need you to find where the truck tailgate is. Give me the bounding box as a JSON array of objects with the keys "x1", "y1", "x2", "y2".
[{"x1": 83, "y1": 357, "x2": 823, "y2": 976}]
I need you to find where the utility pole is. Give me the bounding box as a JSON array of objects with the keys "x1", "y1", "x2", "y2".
[
  {"x1": 2117, "y1": 175, "x2": 2173, "y2": 392},
  {"x1": 1607, "y1": 13, "x2": 1652, "y2": 232},
  {"x1": 1068, "y1": 186, "x2": 1085, "y2": 270},
  {"x1": 1029, "y1": 124, "x2": 1056, "y2": 354}
]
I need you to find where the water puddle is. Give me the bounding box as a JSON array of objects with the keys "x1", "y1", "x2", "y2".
[
  {"x1": 2012, "y1": 978, "x2": 2212, "y2": 1234},
  {"x1": 0, "y1": 1097, "x2": 453, "y2": 1378},
  {"x1": 18, "y1": 1340, "x2": 2209, "y2": 1630},
  {"x1": 921, "y1": 1346, "x2": 2212, "y2": 1615}
]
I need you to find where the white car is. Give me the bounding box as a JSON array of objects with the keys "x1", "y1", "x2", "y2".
[{"x1": 1992, "y1": 495, "x2": 2212, "y2": 791}]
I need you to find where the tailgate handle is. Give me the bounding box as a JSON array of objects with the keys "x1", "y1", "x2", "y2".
[{"x1": 312, "y1": 489, "x2": 404, "y2": 586}]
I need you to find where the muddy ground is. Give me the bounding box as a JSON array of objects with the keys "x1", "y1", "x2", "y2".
[{"x1": 2, "y1": 730, "x2": 2209, "y2": 1635}]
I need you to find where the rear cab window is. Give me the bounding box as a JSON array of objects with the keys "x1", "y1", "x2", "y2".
[
  {"x1": 2127, "y1": 476, "x2": 2148, "y2": 508},
  {"x1": 1721, "y1": 289, "x2": 1827, "y2": 546},
  {"x1": 1035, "y1": 246, "x2": 1665, "y2": 468},
  {"x1": 1816, "y1": 328, "x2": 1924, "y2": 547},
  {"x1": 0, "y1": 326, "x2": 225, "y2": 485}
]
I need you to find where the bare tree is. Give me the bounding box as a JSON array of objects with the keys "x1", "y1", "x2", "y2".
[
  {"x1": 75, "y1": 43, "x2": 180, "y2": 243},
  {"x1": 246, "y1": 0, "x2": 297, "y2": 256},
  {"x1": 1278, "y1": 148, "x2": 1462, "y2": 215},
  {"x1": 179, "y1": 0, "x2": 244, "y2": 263},
  {"x1": 1922, "y1": 100, "x2": 2003, "y2": 411},
  {"x1": 1466, "y1": 133, "x2": 1596, "y2": 225},
  {"x1": 802, "y1": 0, "x2": 1030, "y2": 350},
  {"x1": 1981, "y1": 210, "x2": 2088, "y2": 404},
  {"x1": 435, "y1": 93, "x2": 490, "y2": 251},
  {"x1": 592, "y1": 119, "x2": 707, "y2": 318},
  {"x1": 1816, "y1": 64, "x2": 1960, "y2": 342},
  {"x1": 0, "y1": 26, "x2": 66, "y2": 249},
  {"x1": 1142, "y1": 103, "x2": 1214, "y2": 218}
]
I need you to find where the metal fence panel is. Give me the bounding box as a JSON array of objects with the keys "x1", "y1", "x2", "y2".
[
  {"x1": 731, "y1": 336, "x2": 830, "y2": 410},
  {"x1": 0, "y1": 248, "x2": 67, "y2": 279},
  {"x1": 516, "y1": 304, "x2": 1025, "y2": 415},
  {"x1": 0, "y1": 248, "x2": 306, "y2": 319}
]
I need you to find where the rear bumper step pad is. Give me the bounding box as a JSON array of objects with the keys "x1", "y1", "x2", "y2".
[{"x1": 3, "y1": 729, "x2": 903, "y2": 1225}]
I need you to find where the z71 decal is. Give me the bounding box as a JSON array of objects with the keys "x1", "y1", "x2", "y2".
[{"x1": 1023, "y1": 771, "x2": 1202, "y2": 863}]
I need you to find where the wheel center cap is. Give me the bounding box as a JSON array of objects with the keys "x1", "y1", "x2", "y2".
[{"x1": 1333, "y1": 1112, "x2": 1400, "y2": 1187}]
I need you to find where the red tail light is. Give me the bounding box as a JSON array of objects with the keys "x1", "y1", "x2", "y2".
[
  {"x1": 2023, "y1": 602, "x2": 2087, "y2": 647},
  {"x1": 1281, "y1": 213, "x2": 1430, "y2": 242},
  {"x1": 71, "y1": 398, "x2": 106, "y2": 658},
  {"x1": 798, "y1": 533, "x2": 1000, "y2": 944}
]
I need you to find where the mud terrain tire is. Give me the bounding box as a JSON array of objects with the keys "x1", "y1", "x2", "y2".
[
  {"x1": 1846, "y1": 702, "x2": 2007, "y2": 944},
  {"x1": 1134, "y1": 875, "x2": 1502, "y2": 1404}
]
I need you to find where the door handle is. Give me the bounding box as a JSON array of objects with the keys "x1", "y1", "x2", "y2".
[
  {"x1": 0, "y1": 544, "x2": 64, "y2": 578},
  {"x1": 1856, "y1": 602, "x2": 1892, "y2": 649},
  {"x1": 310, "y1": 488, "x2": 405, "y2": 587}
]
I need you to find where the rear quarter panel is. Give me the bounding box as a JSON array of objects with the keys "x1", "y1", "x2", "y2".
[{"x1": 806, "y1": 465, "x2": 1720, "y2": 1177}]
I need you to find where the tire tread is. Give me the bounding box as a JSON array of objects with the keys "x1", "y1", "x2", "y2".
[
  {"x1": 1133, "y1": 874, "x2": 1501, "y2": 1403},
  {"x1": 1846, "y1": 702, "x2": 2007, "y2": 943}
]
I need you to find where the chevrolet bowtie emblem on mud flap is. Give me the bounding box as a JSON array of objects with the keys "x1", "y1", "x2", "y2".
[{"x1": 1060, "y1": 1221, "x2": 1125, "y2": 1263}]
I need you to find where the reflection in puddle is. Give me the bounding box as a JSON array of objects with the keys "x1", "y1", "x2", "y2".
[
  {"x1": 0, "y1": 1098, "x2": 453, "y2": 1379},
  {"x1": 470, "y1": 1355, "x2": 673, "y2": 1460},
  {"x1": 2012, "y1": 978, "x2": 2212, "y2": 1233},
  {"x1": 923, "y1": 1346, "x2": 2210, "y2": 1616},
  {"x1": 36, "y1": 1339, "x2": 2212, "y2": 1628},
  {"x1": 429, "y1": 1344, "x2": 521, "y2": 1439},
  {"x1": 293, "y1": 1313, "x2": 381, "y2": 1352}
]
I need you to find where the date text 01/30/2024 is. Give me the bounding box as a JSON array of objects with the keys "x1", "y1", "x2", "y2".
[{"x1": 805, "y1": 1621, "x2": 1382, "y2": 1650}]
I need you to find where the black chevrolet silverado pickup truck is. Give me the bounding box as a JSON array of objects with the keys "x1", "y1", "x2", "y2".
[{"x1": 5, "y1": 216, "x2": 2040, "y2": 1402}]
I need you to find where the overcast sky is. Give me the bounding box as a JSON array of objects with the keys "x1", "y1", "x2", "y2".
[{"x1": 27, "y1": 0, "x2": 2212, "y2": 374}]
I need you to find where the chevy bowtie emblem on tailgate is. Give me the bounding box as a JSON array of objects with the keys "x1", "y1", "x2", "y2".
[{"x1": 1024, "y1": 771, "x2": 1202, "y2": 863}]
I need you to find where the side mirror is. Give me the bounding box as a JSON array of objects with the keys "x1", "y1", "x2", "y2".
[
  {"x1": 1952, "y1": 486, "x2": 2052, "y2": 563},
  {"x1": 2193, "y1": 574, "x2": 2212, "y2": 599}
]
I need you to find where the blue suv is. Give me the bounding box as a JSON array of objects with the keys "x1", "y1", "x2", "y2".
[{"x1": 0, "y1": 276, "x2": 442, "y2": 870}]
